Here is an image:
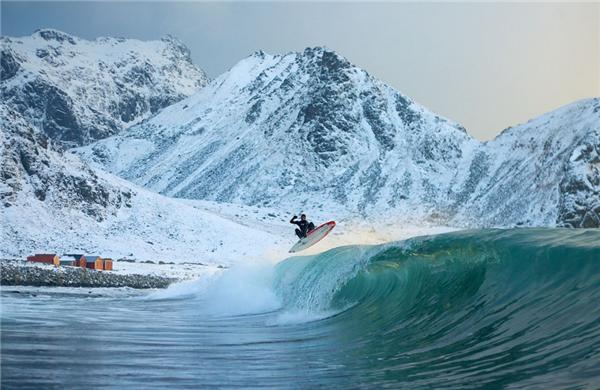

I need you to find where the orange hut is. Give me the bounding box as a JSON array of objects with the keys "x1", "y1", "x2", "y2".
[
  {"x1": 103, "y1": 258, "x2": 113, "y2": 271},
  {"x1": 84, "y1": 256, "x2": 103, "y2": 270}
]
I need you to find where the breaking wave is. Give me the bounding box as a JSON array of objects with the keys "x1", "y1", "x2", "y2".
[{"x1": 270, "y1": 228, "x2": 600, "y2": 386}]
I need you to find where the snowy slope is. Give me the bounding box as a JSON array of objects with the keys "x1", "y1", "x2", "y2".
[
  {"x1": 1, "y1": 29, "x2": 208, "y2": 146},
  {"x1": 77, "y1": 47, "x2": 476, "y2": 221},
  {"x1": 451, "y1": 98, "x2": 600, "y2": 228},
  {"x1": 0, "y1": 103, "x2": 288, "y2": 264}
]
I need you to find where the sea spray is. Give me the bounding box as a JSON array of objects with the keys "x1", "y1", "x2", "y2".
[{"x1": 148, "y1": 261, "x2": 282, "y2": 315}]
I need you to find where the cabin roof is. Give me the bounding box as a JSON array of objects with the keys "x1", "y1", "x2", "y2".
[
  {"x1": 29, "y1": 254, "x2": 58, "y2": 260},
  {"x1": 61, "y1": 255, "x2": 83, "y2": 261}
]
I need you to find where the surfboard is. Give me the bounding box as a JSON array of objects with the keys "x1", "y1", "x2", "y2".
[{"x1": 289, "y1": 221, "x2": 336, "y2": 253}]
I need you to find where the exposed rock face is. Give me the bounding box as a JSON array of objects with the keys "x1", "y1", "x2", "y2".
[
  {"x1": 0, "y1": 103, "x2": 132, "y2": 219},
  {"x1": 557, "y1": 129, "x2": 600, "y2": 228},
  {"x1": 1, "y1": 29, "x2": 209, "y2": 146}
]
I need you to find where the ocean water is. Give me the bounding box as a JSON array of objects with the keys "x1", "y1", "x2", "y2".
[{"x1": 2, "y1": 228, "x2": 599, "y2": 388}]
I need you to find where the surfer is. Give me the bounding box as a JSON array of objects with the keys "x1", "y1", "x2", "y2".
[{"x1": 290, "y1": 214, "x2": 315, "y2": 239}]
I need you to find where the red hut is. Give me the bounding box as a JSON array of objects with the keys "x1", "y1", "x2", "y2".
[
  {"x1": 84, "y1": 256, "x2": 103, "y2": 270},
  {"x1": 27, "y1": 254, "x2": 60, "y2": 266},
  {"x1": 103, "y1": 258, "x2": 113, "y2": 271}
]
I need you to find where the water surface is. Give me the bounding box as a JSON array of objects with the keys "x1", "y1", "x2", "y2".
[{"x1": 2, "y1": 228, "x2": 599, "y2": 388}]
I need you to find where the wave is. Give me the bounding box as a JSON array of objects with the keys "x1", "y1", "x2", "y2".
[{"x1": 272, "y1": 228, "x2": 600, "y2": 386}]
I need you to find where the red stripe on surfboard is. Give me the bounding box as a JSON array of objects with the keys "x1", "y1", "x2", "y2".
[{"x1": 306, "y1": 221, "x2": 336, "y2": 237}]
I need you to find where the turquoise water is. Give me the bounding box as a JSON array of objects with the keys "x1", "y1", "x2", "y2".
[{"x1": 2, "y1": 228, "x2": 599, "y2": 388}]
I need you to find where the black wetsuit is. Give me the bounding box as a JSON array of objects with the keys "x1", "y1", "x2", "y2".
[{"x1": 290, "y1": 217, "x2": 315, "y2": 239}]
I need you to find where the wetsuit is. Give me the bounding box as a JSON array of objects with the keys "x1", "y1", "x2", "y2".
[{"x1": 290, "y1": 216, "x2": 315, "y2": 239}]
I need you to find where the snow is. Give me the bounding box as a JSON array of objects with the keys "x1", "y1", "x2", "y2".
[
  {"x1": 1, "y1": 170, "x2": 457, "y2": 270},
  {"x1": 1, "y1": 173, "x2": 289, "y2": 266}
]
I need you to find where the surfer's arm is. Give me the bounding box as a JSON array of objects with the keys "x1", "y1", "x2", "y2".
[{"x1": 289, "y1": 215, "x2": 298, "y2": 224}]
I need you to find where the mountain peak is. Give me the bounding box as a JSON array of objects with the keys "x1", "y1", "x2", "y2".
[
  {"x1": 33, "y1": 28, "x2": 77, "y2": 44},
  {"x1": 564, "y1": 97, "x2": 600, "y2": 113},
  {"x1": 160, "y1": 34, "x2": 194, "y2": 60},
  {"x1": 302, "y1": 46, "x2": 335, "y2": 55},
  {"x1": 2, "y1": 30, "x2": 209, "y2": 146},
  {"x1": 78, "y1": 43, "x2": 475, "y2": 213},
  {"x1": 246, "y1": 47, "x2": 349, "y2": 68},
  {"x1": 299, "y1": 46, "x2": 349, "y2": 65},
  {"x1": 251, "y1": 49, "x2": 267, "y2": 58}
]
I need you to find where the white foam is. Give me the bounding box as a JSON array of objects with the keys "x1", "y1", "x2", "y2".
[
  {"x1": 147, "y1": 261, "x2": 282, "y2": 316},
  {"x1": 200, "y1": 262, "x2": 282, "y2": 316}
]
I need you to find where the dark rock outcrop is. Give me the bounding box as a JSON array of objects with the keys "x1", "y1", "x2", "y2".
[
  {"x1": 1, "y1": 103, "x2": 131, "y2": 218},
  {"x1": 557, "y1": 132, "x2": 600, "y2": 228}
]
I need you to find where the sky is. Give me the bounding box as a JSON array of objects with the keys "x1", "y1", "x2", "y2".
[{"x1": 2, "y1": 1, "x2": 598, "y2": 140}]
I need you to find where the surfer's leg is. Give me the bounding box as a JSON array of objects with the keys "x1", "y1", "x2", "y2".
[{"x1": 295, "y1": 229, "x2": 303, "y2": 239}]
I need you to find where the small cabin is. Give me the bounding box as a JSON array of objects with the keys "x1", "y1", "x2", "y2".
[
  {"x1": 63, "y1": 254, "x2": 86, "y2": 268},
  {"x1": 27, "y1": 254, "x2": 59, "y2": 266},
  {"x1": 59, "y1": 259, "x2": 74, "y2": 266},
  {"x1": 60, "y1": 254, "x2": 84, "y2": 267},
  {"x1": 84, "y1": 256, "x2": 103, "y2": 270},
  {"x1": 103, "y1": 258, "x2": 113, "y2": 271}
]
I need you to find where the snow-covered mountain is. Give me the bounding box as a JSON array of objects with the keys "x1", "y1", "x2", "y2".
[
  {"x1": 1, "y1": 29, "x2": 208, "y2": 147},
  {"x1": 0, "y1": 103, "x2": 289, "y2": 263},
  {"x1": 452, "y1": 99, "x2": 600, "y2": 228},
  {"x1": 78, "y1": 48, "x2": 599, "y2": 228},
  {"x1": 77, "y1": 47, "x2": 477, "y2": 220}
]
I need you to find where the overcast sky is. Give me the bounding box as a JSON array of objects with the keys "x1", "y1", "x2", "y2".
[{"x1": 2, "y1": 1, "x2": 598, "y2": 140}]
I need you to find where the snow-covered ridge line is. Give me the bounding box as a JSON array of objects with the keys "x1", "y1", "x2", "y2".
[
  {"x1": 77, "y1": 46, "x2": 599, "y2": 228},
  {"x1": 1, "y1": 28, "x2": 209, "y2": 147}
]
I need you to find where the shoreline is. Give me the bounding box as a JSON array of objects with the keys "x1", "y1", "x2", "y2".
[{"x1": 0, "y1": 260, "x2": 178, "y2": 289}]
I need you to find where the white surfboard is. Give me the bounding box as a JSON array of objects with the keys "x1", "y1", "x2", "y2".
[{"x1": 289, "y1": 221, "x2": 336, "y2": 253}]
